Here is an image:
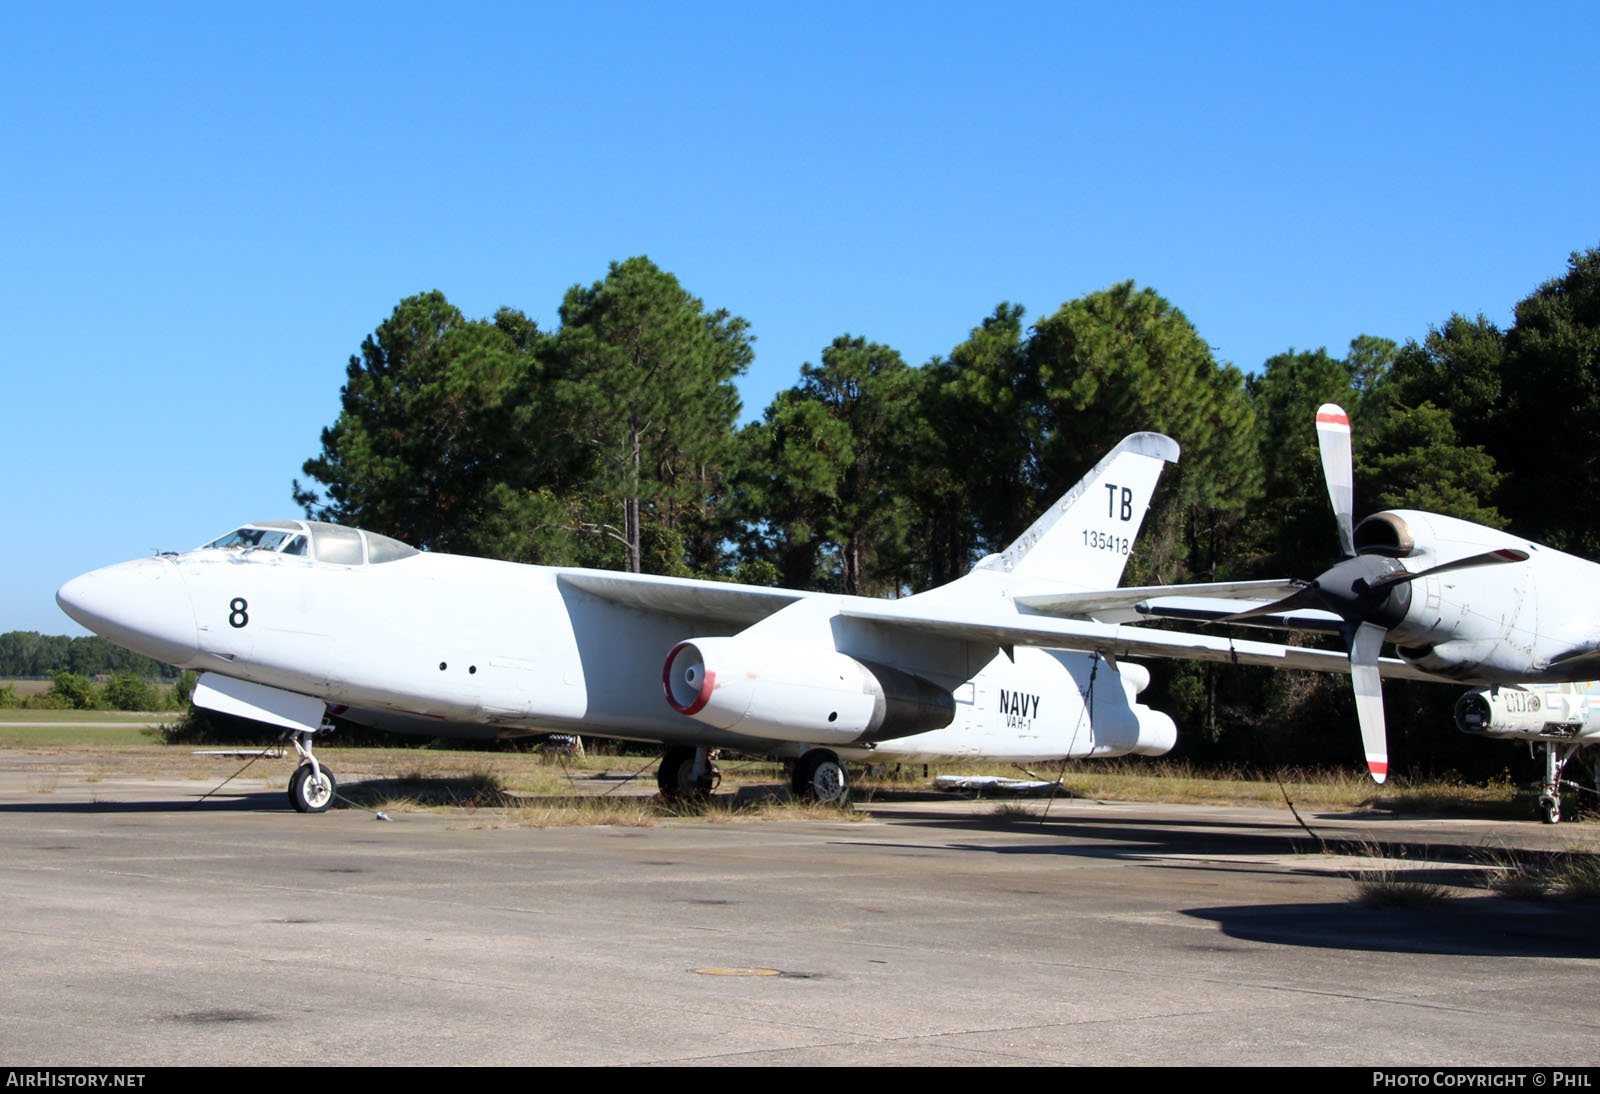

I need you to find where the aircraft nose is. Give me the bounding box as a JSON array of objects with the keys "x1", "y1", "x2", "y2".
[{"x1": 56, "y1": 557, "x2": 200, "y2": 666}]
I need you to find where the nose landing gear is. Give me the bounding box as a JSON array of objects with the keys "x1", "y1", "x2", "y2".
[
  {"x1": 288, "y1": 728, "x2": 337, "y2": 813},
  {"x1": 1535, "y1": 740, "x2": 1595, "y2": 824}
]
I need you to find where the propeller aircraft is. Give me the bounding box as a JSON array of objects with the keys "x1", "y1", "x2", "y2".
[{"x1": 1139, "y1": 404, "x2": 1600, "y2": 821}]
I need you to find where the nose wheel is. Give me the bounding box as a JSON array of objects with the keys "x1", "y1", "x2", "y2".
[
  {"x1": 289, "y1": 763, "x2": 337, "y2": 812},
  {"x1": 1536, "y1": 741, "x2": 1585, "y2": 824},
  {"x1": 288, "y1": 728, "x2": 337, "y2": 813}
]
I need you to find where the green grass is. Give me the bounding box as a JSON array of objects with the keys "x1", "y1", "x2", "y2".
[
  {"x1": 0, "y1": 708, "x2": 168, "y2": 722},
  {"x1": 1, "y1": 679, "x2": 53, "y2": 698},
  {"x1": 0, "y1": 720, "x2": 165, "y2": 747}
]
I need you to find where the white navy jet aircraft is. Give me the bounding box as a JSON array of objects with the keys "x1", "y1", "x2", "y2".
[{"x1": 61, "y1": 432, "x2": 1414, "y2": 812}]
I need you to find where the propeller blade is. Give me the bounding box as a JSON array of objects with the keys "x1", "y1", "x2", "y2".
[
  {"x1": 1316, "y1": 404, "x2": 1356, "y2": 558},
  {"x1": 1366, "y1": 548, "x2": 1531, "y2": 590},
  {"x1": 1348, "y1": 620, "x2": 1388, "y2": 783}
]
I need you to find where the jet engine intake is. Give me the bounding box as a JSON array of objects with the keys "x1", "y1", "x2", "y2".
[
  {"x1": 663, "y1": 638, "x2": 955, "y2": 745},
  {"x1": 1353, "y1": 512, "x2": 1417, "y2": 558},
  {"x1": 1455, "y1": 686, "x2": 1599, "y2": 741}
]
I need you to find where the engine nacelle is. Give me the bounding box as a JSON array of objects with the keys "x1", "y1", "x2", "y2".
[
  {"x1": 1396, "y1": 639, "x2": 1509, "y2": 680},
  {"x1": 662, "y1": 638, "x2": 955, "y2": 745},
  {"x1": 1097, "y1": 660, "x2": 1176, "y2": 756},
  {"x1": 1455, "y1": 684, "x2": 1600, "y2": 742},
  {"x1": 1113, "y1": 704, "x2": 1177, "y2": 757},
  {"x1": 1355, "y1": 511, "x2": 1585, "y2": 675}
]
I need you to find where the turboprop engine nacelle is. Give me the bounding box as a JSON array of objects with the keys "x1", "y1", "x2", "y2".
[
  {"x1": 1455, "y1": 684, "x2": 1600, "y2": 742},
  {"x1": 662, "y1": 638, "x2": 955, "y2": 746}
]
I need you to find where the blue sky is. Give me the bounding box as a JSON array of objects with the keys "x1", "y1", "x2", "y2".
[{"x1": 4, "y1": 1, "x2": 1597, "y2": 636}]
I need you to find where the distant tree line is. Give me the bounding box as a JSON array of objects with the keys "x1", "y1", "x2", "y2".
[
  {"x1": 0, "y1": 631, "x2": 178, "y2": 681},
  {"x1": 0, "y1": 670, "x2": 192, "y2": 713}
]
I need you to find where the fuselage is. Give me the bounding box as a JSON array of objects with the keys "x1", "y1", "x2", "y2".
[{"x1": 56, "y1": 527, "x2": 1176, "y2": 764}]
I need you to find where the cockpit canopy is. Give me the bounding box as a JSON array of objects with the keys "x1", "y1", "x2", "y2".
[{"x1": 199, "y1": 521, "x2": 419, "y2": 565}]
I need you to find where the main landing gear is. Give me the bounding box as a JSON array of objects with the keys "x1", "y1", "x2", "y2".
[
  {"x1": 657, "y1": 746, "x2": 720, "y2": 800},
  {"x1": 654, "y1": 745, "x2": 852, "y2": 805},
  {"x1": 1534, "y1": 740, "x2": 1597, "y2": 824},
  {"x1": 792, "y1": 749, "x2": 849, "y2": 805},
  {"x1": 288, "y1": 728, "x2": 337, "y2": 813}
]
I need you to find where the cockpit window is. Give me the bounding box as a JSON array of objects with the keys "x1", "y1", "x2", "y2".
[
  {"x1": 313, "y1": 524, "x2": 365, "y2": 565},
  {"x1": 365, "y1": 532, "x2": 416, "y2": 564},
  {"x1": 204, "y1": 527, "x2": 302, "y2": 552},
  {"x1": 199, "y1": 521, "x2": 420, "y2": 565}
]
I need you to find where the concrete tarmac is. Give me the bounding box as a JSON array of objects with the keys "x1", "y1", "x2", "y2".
[{"x1": 2, "y1": 760, "x2": 1598, "y2": 1067}]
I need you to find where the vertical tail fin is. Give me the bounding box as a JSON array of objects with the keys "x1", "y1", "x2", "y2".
[{"x1": 977, "y1": 433, "x2": 1179, "y2": 589}]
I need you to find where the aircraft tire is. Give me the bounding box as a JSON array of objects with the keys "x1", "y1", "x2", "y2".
[
  {"x1": 656, "y1": 747, "x2": 716, "y2": 799},
  {"x1": 289, "y1": 765, "x2": 337, "y2": 813},
  {"x1": 1540, "y1": 794, "x2": 1561, "y2": 825},
  {"x1": 793, "y1": 750, "x2": 849, "y2": 805}
]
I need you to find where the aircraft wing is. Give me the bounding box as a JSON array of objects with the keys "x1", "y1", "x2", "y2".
[
  {"x1": 1013, "y1": 579, "x2": 1307, "y2": 618},
  {"x1": 837, "y1": 600, "x2": 1443, "y2": 682},
  {"x1": 556, "y1": 571, "x2": 811, "y2": 625}
]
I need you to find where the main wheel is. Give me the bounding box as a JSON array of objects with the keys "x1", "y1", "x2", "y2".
[
  {"x1": 656, "y1": 747, "x2": 718, "y2": 800},
  {"x1": 289, "y1": 765, "x2": 337, "y2": 813},
  {"x1": 793, "y1": 750, "x2": 849, "y2": 805}
]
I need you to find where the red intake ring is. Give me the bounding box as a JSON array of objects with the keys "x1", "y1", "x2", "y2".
[{"x1": 662, "y1": 641, "x2": 715, "y2": 716}]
